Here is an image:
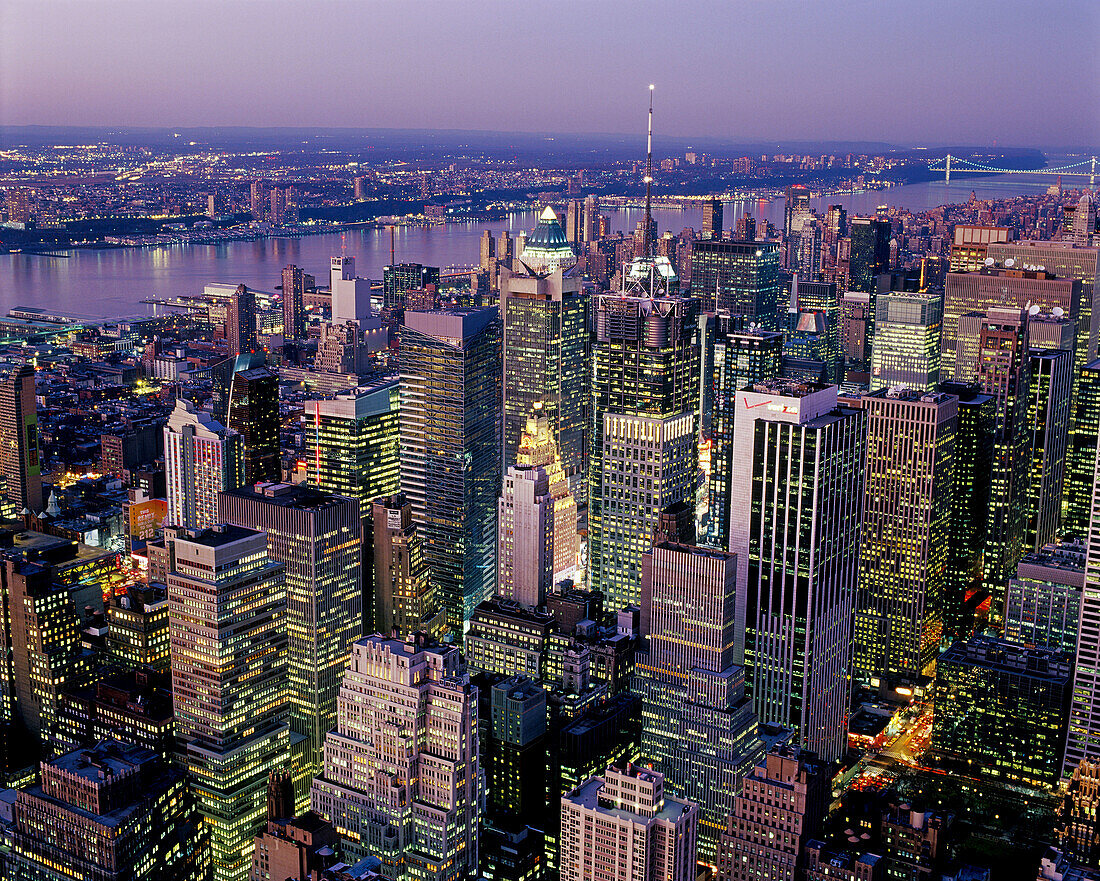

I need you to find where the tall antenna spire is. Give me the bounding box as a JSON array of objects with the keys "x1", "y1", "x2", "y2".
[{"x1": 643, "y1": 84, "x2": 655, "y2": 259}]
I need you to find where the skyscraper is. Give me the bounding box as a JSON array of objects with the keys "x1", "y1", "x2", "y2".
[
  {"x1": 1005, "y1": 543, "x2": 1084, "y2": 655},
  {"x1": 559, "y1": 765, "x2": 698, "y2": 881},
  {"x1": 787, "y1": 278, "x2": 841, "y2": 382},
  {"x1": 948, "y1": 225, "x2": 1012, "y2": 272},
  {"x1": 168, "y1": 525, "x2": 291, "y2": 881},
  {"x1": 400, "y1": 308, "x2": 502, "y2": 638},
  {"x1": 589, "y1": 292, "x2": 699, "y2": 611},
  {"x1": 583, "y1": 195, "x2": 600, "y2": 243},
  {"x1": 783, "y1": 185, "x2": 812, "y2": 271},
  {"x1": 730, "y1": 379, "x2": 865, "y2": 761},
  {"x1": 1064, "y1": 358, "x2": 1100, "y2": 539},
  {"x1": 965, "y1": 307, "x2": 1032, "y2": 606},
  {"x1": 637, "y1": 528, "x2": 762, "y2": 861},
  {"x1": 8, "y1": 740, "x2": 209, "y2": 881},
  {"x1": 847, "y1": 217, "x2": 892, "y2": 293},
  {"x1": 854, "y1": 388, "x2": 956, "y2": 695},
  {"x1": 371, "y1": 494, "x2": 444, "y2": 638},
  {"x1": 498, "y1": 463, "x2": 556, "y2": 610},
  {"x1": 226, "y1": 283, "x2": 258, "y2": 357},
  {"x1": 250, "y1": 180, "x2": 268, "y2": 221},
  {"x1": 565, "y1": 199, "x2": 584, "y2": 244},
  {"x1": 869, "y1": 290, "x2": 943, "y2": 392},
  {"x1": 938, "y1": 382, "x2": 995, "y2": 639},
  {"x1": 0, "y1": 365, "x2": 43, "y2": 515},
  {"x1": 163, "y1": 398, "x2": 244, "y2": 530},
  {"x1": 281, "y1": 264, "x2": 307, "y2": 340},
  {"x1": 1026, "y1": 348, "x2": 1073, "y2": 553},
  {"x1": 499, "y1": 264, "x2": 587, "y2": 488},
  {"x1": 705, "y1": 323, "x2": 783, "y2": 550},
  {"x1": 690, "y1": 240, "x2": 781, "y2": 324},
  {"x1": 516, "y1": 411, "x2": 579, "y2": 587},
  {"x1": 703, "y1": 197, "x2": 723, "y2": 240},
  {"x1": 942, "y1": 267, "x2": 1080, "y2": 380},
  {"x1": 218, "y1": 483, "x2": 362, "y2": 778},
  {"x1": 715, "y1": 746, "x2": 831, "y2": 881},
  {"x1": 225, "y1": 363, "x2": 280, "y2": 485},
  {"x1": 383, "y1": 263, "x2": 441, "y2": 310},
  {"x1": 310, "y1": 636, "x2": 480, "y2": 880},
  {"x1": 305, "y1": 377, "x2": 400, "y2": 510}
]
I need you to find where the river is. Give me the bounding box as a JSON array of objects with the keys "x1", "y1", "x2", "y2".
[{"x1": 0, "y1": 173, "x2": 1061, "y2": 321}]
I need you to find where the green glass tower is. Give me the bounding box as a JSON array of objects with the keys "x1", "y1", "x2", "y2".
[
  {"x1": 869, "y1": 290, "x2": 943, "y2": 392},
  {"x1": 500, "y1": 265, "x2": 588, "y2": 490},
  {"x1": 690, "y1": 240, "x2": 781, "y2": 327},
  {"x1": 400, "y1": 308, "x2": 502, "y2": 639},
  {"x1": 305, "y1": 376, "x2": 400, "y2": 509},
  {"x1": 704, "y1": 322, "x2": 783, "y2": 550},
  {"x1": 847, "y1": 217, "x2": 891, "y2": 293},
  {"x1": 589, "y1": 292, "x2": 699, "y2": 611},
  {"x1": 1064, "y1": 358, "x2": 1100, "y2": 539},
  {"x1": 383, "y1": 263, "x2": 440, "y2": 309}
]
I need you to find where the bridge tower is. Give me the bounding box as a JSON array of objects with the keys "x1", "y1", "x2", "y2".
[
  {"x1": 1091, "y1": 155, "x2": 1096, "y2": 188},
  {"x1": 945, "y1": 153, "x2": 951, "y2": 184}
]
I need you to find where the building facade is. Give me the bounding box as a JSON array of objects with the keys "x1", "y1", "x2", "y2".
[
  {"x1": 690, "y1": 240, "x2": 781, "y2": 324},
  {"x1": 164, "y1": 397, "x2": 244, "y2": 530}
]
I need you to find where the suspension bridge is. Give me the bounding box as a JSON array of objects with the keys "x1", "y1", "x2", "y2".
[{"x1": 928, "y1": 154, "x2": 1097, "y2": 185}]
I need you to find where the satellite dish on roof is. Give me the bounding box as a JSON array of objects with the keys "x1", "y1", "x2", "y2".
[
  {"x1": 1004, "y1": 258, "x2": 1016, "y2": 268},
  {"x1": 1053, "y1": 307, "x2": 1065, "y2": 317},
  {"x1": 1029, "y1": 304, "x2": 1041, "y2": 316},
  {"x1": 983, "y1": 257, "x2": 995, "y2": 266}
]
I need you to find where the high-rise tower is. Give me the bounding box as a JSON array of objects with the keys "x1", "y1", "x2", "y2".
[
  {"x1": 0, "y1": 365, "x2": 42, "y2": 515},
  {"x1": 400, "y1": 308, "x2": 502, "y2": 639},
  {"x1": 164, "y1": 398, "x2": 244, "y2": 530}
]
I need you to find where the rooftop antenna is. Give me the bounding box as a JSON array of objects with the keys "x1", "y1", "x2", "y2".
[
  {"x1": 388, "y1": 224, "x2": 396, "y2": 267},
  {"x1": 643, "y1": 84, "x2": 655, "y2": 259},
  {"x1": 341, "y1": 232, "x2": 347, "y2": 257}
]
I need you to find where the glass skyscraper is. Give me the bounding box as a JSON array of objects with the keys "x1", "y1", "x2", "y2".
[
  {"x1": 589, "y1": 292, "x2": 699, "y2": 611},
  {"x1": 847, "y1": 217, "x2": 891, "y2": 293},
  {"x1": 730, "y1": 379, "x2": 865, "y2": 762},
  {"x1": 704, "y1": 322, "x2": 783, "y2": 550},
  {"x1": 400, "y1": 308, "x2": 502, "y2": 639},
  {"x1": 500, "y1": 265, "x2": 588, "y2": 491},
  {"x1": 383, "y1": 262, "x2": 440, "y2": 309},
  {"x1": 1025, "y1": 349, "x2": 1073, "y2": 553},
  {"x1": 690, "y1": 240, "x2": 781, "y2": 326},
  {"x1": 869, "y1": 290, "x2": 943, "y2": 392},
  {"x1": 1063, "y1": 358, "x2": 1100, "y2": 539}
]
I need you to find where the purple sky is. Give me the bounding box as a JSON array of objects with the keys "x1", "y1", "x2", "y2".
[{"x1": 3, "y1": 0, "x2": 1097, "y2": 148}]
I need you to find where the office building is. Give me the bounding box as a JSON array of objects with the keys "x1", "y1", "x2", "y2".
[
  {"x1": 934, "y1": 635, "x2": 1072, "y2": 789},
  {"x1": 583, "y1": 195, "x2": 600, "y2": 243},
  {"x1": 703, "y1": 198, "x2": 723, "y2": 240},
  {"x1": 847, "y1": 217, "x2": 892, "y2": 293},
  {"x1": 485, "y1": 676, "x2": 547, "y2": 818},
  {"x1": 589, "y1": 292, "x2": 699, "y2": 611},
  {"x1": 559, "y1": 765, "x2": 698, "y2": 881},
  {"x1": 963, "y1": 308, "x2": 1032, "y2": 604},
  {"x1": 565, "y1": 199, "x2": 584, "y2": 244},
  {"x1": 164, "y1": 397, "x2": 244, "y2": 530},
  {"x1": 250, "y1": 180, "x2": 268, "y2": 220},
  {"x1": 937, "y1": 382, "x2": 995, "y2": 639},
  {"x1": 310, "y1": 636, "x2": 480, "y2": 880},
  {"x1": 942, "y1": 267, "x2": 1080, "y2": 379},
  {"x1": 637, "y1": 531, "x2": 762, "y2": 861},
  {"x1": 949, "y1": 225, "x2": 1012, "y2": 272},
  {"x1": 869, "y1": 290, "x2": 943, "y2": 392},
  {"x1": 0, "y1": 365, "x2": 43, "y2": 515},
  {"x1": 1026, "y1": 348, "x2": 1073, "y2": 553},
  {"x1": 218, "y1": 483, "x2": 362, "y2": 777},
  {"x1": 306, "y1": 377, "x2": 400, "y2": 510},
  {"x1": 1064, "y1": 359, "x2": 1100, "y2": 539},
  {"x1": 383, "y1": 263, "x2": 440, "y2": 310},
  {"x1": 690, "y1": 240, "x2": 781, "y2": 324},
  {"x1": 372, "y1": 494, "x2": 443, "y2": 638},
  {"x1": 855, "y1": 388, "x2": 956, "y2": 695},
  {"x1": 841, "y1": 291, "x2": 873, "y2": 383},
  {"x1": 499, "y1": 264, "x2": 587, "y2": 488},
  {"x1": 329, "y1": 256, "x2": 371, "y2": 327},
  {"x1": 715, "y1": 747, "x2": 831, "y2": 881},
  {"x1": 226, "y1": 363, "x2": 281, "y2": 485},
  {"x1": 0, "y1": 532, "x2": 109, "y2": 745},
  {"x1": 988, "y1": 241, "x2": 1100, "y2": 367},
  {"x1": 787, "y1": 278, "x2": 841, "y2": 382},
  {"x1": 802, "y1": 842, "x2": 883, "y2": 881},
  {"x1": 8, "y1": 739, "x2": 208, "y2": 881},
  {"x1": 282, "y1": 264, "x2": 307, "y2": 340},
  {"x1": 58, "y1": 668, "x2": 175, "y2": 758},
  {"x1": 498, "y1": 463, "x2": 556, "y2": 610},
  {"x1": 401, "y1": 308, "x2": 501, "y2": 639},
  {"x1": 1004, "y1": 543, "x2": 1085, "y2": 655},
  {"x1": 227, "y1": 283, "x2": 258, "y2": 357},
  {"x1": 1058, "y1": 758, "x2": 1100, "y2": 866},
  {"x1": 783, "y1": 186, "x2": 812, "y2": 270},
  {"x1": 168, "y1": 525, "x2": 291, "y2": 881},
  {"x1": 705, "y1": 323, "x2": 783, "y2": 550},
  {"x1": 252, "y1": 809, "x2": 340, "y2": 881},
  {"x1": 105, "y1": 582, "x2": 171, "y2": 672},
  {"x1": 730, "y1": 379, "x2": 865, "y2": 761}
]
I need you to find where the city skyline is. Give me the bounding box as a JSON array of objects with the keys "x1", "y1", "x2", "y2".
[{"x1": 1, "y1": 1, "x2": 1097, "y2": 149}]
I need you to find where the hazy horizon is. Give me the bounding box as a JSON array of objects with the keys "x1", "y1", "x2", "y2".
[{"x1": 3, "y1": 0, "x2": 1097, "y2": 149}]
